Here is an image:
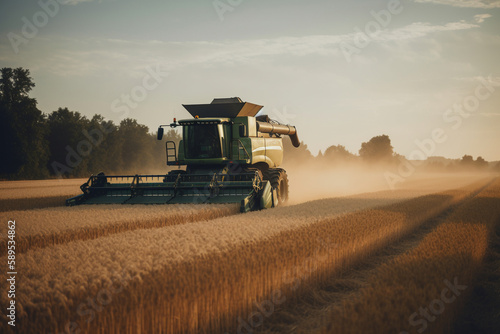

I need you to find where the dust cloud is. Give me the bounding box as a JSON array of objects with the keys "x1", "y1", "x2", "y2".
[{"x1": 284, "y1": 162, "x2": 494, "y2": 205}]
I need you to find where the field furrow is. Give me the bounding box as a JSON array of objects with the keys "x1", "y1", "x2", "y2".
[
  {"x1": 0, "y1": 204, "x2": 240, "y2": 255},
  {"x1": 0, "y1": 179, "x2": 86, "y2": 194},
  {"x1": 0, "y1": 195, "x2": 69, "y2": 212},
  {"x1": 251, "y1": 192, "x2": 485, "y2": 333},
  {"x1": 0, "y1": 179, "x2": 86, "y2": 211},
  {"x1": 319, "y1": 179, "x2": 500, "y2": 334},
  {"x1": 0, "y1": 185, "x2": 451, "y2": 256},
  {"x1": 453, "y1": 219, "x2": 500, "y2": 333},
  {"x1": 1, "y1": 178, "x2": 490, "y2": 334}
]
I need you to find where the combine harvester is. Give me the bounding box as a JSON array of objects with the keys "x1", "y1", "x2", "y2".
[{"x1": 66, "y1": 97, "x2": 300, "y2": 212}]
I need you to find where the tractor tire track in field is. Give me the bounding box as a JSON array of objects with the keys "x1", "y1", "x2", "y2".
[
  {"x1": 452, "y1": 217, "x2": 500, "y2": 334},
  {"x1": 0, "y1": 195, "x2": 68, "y2": 212},
  {"x1": 253, "y1": 179, "x2": 496, "y2": 334},
  {"x1": 0, "y1": 187, "x2": 447, "y2": 256},
  {"x1": 0, "y1": 179, "x2": 86, "y2": 211},
  {"x1": 254, "y1": 201, "x2": 461, "y2": 333},
  {"x1": 0, "y1": 204, "x2": 241, "y2": 256}
]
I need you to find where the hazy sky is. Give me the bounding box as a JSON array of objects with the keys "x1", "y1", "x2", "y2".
[{"x1": 1, "y1": 0, "x2": 499, "y2": 160}]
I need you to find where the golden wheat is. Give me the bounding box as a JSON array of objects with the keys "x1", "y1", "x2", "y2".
[
  {"x1": 0, "y1": 185, "x2": 440, "y2": 257},
  {"x1": 1, "y1": 179, "x2": 489, "y2": 334},
  {"x1": 0, "y1": 204, "x2": 239, "y2": 255},
  {"x1": 0, "y1": 179, "x2": 87, "y2": 211},
  {"x1": 0, "y1": 179, "x2": 85, "y2": 199},
  {"x1": 322, "y1": 179, "x2": 500, "y2": 334}
]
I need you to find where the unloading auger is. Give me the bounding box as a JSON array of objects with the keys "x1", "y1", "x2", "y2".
[{"x1": 66, "y1": 97, "x2": 300, "y2": 212}]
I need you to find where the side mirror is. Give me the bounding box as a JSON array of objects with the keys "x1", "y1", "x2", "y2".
[
  {"x1": 157, "y1": 127, "x2": 164, "y2": 140},
  {"x1": 239, "y1": 124, "x2": 247, "y2": 137}
]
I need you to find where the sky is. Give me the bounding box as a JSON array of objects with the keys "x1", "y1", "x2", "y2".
[{"x1": 1, "y1": 0, "x2": 499, "y2": 160}]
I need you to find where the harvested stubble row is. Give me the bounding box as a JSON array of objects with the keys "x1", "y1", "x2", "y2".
[
  {"x1": 0, "y1": 179, "x2": 85, "y2": 195},
  {"x1": 0, "y1": 185, "x2": 443, "y2": 257},
  {"x1": 322, "y1": 178, "x2": 500, "y2": 334},
  {"x1": 0, "y1": 179, "x2": 86, "y2": 211},
  {"x1": 0, "y1": 196, "x2": 69, "y2": 212},
  {"x1": 0, "y1": 204, "x2": 239, "y2": 255},
  {"x1": 0, "y1": 179, "x2": 490, "y2": 334}
]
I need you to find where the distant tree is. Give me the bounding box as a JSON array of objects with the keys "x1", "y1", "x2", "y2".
[
  {"x1": 116, "y1": 118, "x2": 154, "y2": 173},
  {"x1": 46, "y1": 108, "x2": 91, "y2": 177},
  {"x1": 460, "y1": 155, "x2": 474, "y2": 167},
  {"x1": 0, "y1": 67, "x2": 49, "y2": 179},
  {"x1": 423, "y1": 156, "x2": 451, "y2": 171},
  {"x1": 475, "y1": 156, "x2": 488, "y2": 168},
  {"x1": 359, "y1": 135, "x2": 394, "y2": 163},
  {"x1": 324, "y1": 145, "x2": 356, "y2": 163},
  {"x1": 84, "y1": 115, "x2": 119, "y2": 175}
]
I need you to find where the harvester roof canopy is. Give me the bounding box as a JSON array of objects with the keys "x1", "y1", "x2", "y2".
[{"x1": 183, "y1": 97, "x2": 263, "y2": 119}]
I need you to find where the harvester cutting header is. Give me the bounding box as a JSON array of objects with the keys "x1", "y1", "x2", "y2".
[{"x1": 67, "y1": 97, "x2": 299, "y2": 212}]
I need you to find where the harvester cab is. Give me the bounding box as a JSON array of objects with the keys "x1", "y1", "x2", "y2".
[{"x1": 67, "y1": 97, "x2": 299, "y2": 212}]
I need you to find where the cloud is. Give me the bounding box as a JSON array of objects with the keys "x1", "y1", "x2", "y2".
[
  {"x1": 414, "y1": 0, "x2": 500, "y2": 8},
  {"x1": 379, "y1": 21, "x2": 479, "y2": 41},
  {"x1": 0, "y1": 19, "x2": 483, "y2": 77},
  {"x1": 61, "y1": 0, "x2": 96, "y2": 4},
  {"x1": 474, "y1": 14, "x2": 492, "y2": 23},
  {"x1": 157, "y1": 20, "x2": 482, "y2": 66}
]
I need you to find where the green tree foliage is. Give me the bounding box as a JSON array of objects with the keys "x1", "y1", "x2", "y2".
[
  {"x1": 84, "y1": 115, "x2": 119, "y2": 174},
  {"x1": 0, "y1": 68, "x2": 49, "y2": 179},
  {"x1": 359, "y1": 134, "x2": 394, "y2": 163},
  {"x1": 116, "y1": 119, "x2": 156, "y2": 173},
  {"x1": 0, "y1": 67, "x2": 181, "y2": 180},
  {"x1": 47, "y1": 108, "x2": 91, "y2": 177},
  {"x1": 46, "y1": 112, "x2": 177, "y2": 177}
]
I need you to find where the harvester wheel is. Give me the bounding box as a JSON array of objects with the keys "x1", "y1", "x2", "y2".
[{"x1": 263, "y1": 168, "x2": 289, "y2": 206}]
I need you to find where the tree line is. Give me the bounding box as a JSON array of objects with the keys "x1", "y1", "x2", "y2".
[
  {"x1": 282, "y1": 133, "x2": 499, "y2": 172},
  {"x1": 1, "y1": 67, "x2": 498, "y2": 180},
  {"x1": 0, "y1": 68, "x2": 180, "y2": 180}
]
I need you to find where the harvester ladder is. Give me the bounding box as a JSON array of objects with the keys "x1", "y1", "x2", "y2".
[{"x1": 166, "y1": 141, "x2": 178, "y2": 165}]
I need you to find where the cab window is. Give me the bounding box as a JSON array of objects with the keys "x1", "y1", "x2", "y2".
[{"x1": 185, "y1": 125, "x2": 222, "y2": 159}]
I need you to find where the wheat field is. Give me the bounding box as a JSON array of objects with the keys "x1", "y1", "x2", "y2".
[
  {"x1": 322, "y1": 179, "x2": 500, "y2": 334},
  {"x1": 0, "y1": 204, "x2": 239, "y2": 255},
  {"x1": 0, "y1": 179, "x2": 87, "y2": 212},
  {"x1": 0, "y1": 175, "x2": 499, "y2": 334}
]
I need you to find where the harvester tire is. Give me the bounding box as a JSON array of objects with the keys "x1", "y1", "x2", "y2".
[{"x1": 263, "y1": 168, "x2": 289, "y2": 206}]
